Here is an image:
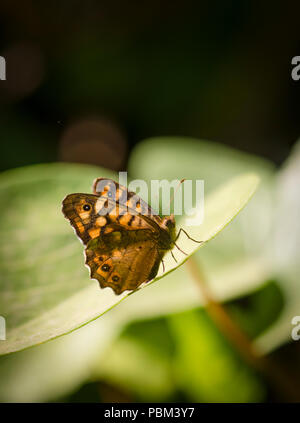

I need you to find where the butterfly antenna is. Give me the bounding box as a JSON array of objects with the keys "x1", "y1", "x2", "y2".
[
  {"x1": 167, "y1": 178, "x2": 186, "y2": 213},
  {"x1": 175, "y1": 243, "x2": 188, "y2": 256},
  {"x1": 153, "y1": 178, "x2": 185, "y2": 216}
]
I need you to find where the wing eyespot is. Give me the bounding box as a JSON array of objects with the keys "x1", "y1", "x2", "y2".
[
  {"x1": 101, "y1": 264, "x2": 110, "y2": 272},
  {"x1": 83, "y1": 204, "x2": 91, "y2": 211},
  {"x1": 112, "y1": 275, "x2": 120, "y2": 282}
]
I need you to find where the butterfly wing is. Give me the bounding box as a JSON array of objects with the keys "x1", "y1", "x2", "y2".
[
  {"x1": 93, "y1": 177, "x2": 162, "y2": 226},
  {"x1": 62, "y1": 192, "x2": 160, "y2": 246},
  {"x1": 62, "y1": 193, "x2": 101, "y2": 245},
  {"x1": 92, "y1": 193, "x2": 162, "y2": 233},
  {"x1": 85, "y1": 230, "x2": 163, "y2": 294},
  {"x1": 62, "y1": 179, "x2": 170, "y2": 295}
]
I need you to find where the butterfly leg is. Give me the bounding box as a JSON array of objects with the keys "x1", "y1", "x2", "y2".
[
  {"x1": 171, "y1": 250, "x2": 178, "y2": 263},
  {"x1": 174, "y1": 228, "x2": 182, "y2": 242},
  {"x1": 175, "y1": 243, "x2": 188, "y2": 256},
  {"x1": 176, "y1": 228, "x2": 203, "y2": 244}
]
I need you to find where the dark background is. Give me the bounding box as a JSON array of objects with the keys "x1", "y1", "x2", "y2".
[{"x1": 0, "y1": 1, "x2": 300, "y2": 173}]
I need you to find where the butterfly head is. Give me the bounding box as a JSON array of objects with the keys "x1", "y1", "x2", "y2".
[{"x1": 161, "y1": 214, "x2": 176, "y2": 245}]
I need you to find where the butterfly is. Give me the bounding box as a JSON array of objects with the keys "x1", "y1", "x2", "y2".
[{"x1": 62, "y1": 178, "x2": 200, "y2": 295}]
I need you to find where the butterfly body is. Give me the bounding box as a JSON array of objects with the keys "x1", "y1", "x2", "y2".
[{"x1": 62, "y1": 178, "x2": 177, "y2": 295}]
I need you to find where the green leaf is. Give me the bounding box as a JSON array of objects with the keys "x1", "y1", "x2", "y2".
[
  {"x1": 129, "y1": 137, "x2": 274, "y2": 306},
  {"x1": 0, "y1": 314, "x2": 120, "y2": 402},
  {"x1": 150, "y1": 173, "x2": 260, "y2": 281},
  {"x1": 0, "y1": 162, "x2": 259, "y2": 355},
  {"x1": 128, "y1": 137, "x2": 273, "y2": 195},
  {"x1": 0, "y1": 163, "x2": 118, "y2": 355}
]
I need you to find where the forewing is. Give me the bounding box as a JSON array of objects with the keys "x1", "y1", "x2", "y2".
[
  {"x1": 94, "y1": 194, "x2": 161, "y2": 233},
  {"x1": 62, "y1": 193, "x2": 101, "y2": 245},
  {"x1": 62, "y1": 191, "x2": 161, "y2": 246},
  {"x1": 93, "y1": 177, "x2": 162, "y2": 225}
]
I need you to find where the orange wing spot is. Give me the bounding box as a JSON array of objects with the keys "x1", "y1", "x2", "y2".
[
  {"x1": 76, "y1": 221, "x2": 85, "y2": 233},
  {"x1": 108, "y1": 206, "x2": 119, "y2": 219},
  {"x1": 119, "y1": 214, "x2": 132, "y2": 225},
  {"x1": 104, "y1": 227, "x2": 114, "y2": 234},
  {"x1": 96, "y1": 267, "x2": 106, "y2": 276},
  {"x1": 139, "y1": 218, "x2": 149, "y2": 228},
  {"x1": 93, "y1": 256, "x2": 100, "y2": 265},
  {"x1": 79, "y1": 211, "x2": 91, "y2": 220},
  {"x1": 96, "y1": 216, "x2": 107, "y2": 227},
  {"x1": 126, "y1": 198, "x2": 135, "y2": 209},
  {"x1": 104, "y1": 185, "x2": 112, "y2": 197},
  {"x1": 88, "y1": 228, "x2": 101, "y2": 239},
  {"x1": 95, "y1": 198, "x2": 108, "y2": 215}
]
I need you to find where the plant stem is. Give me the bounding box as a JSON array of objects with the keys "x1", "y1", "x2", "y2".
[{"x1": 187, "y1": 257, "x2": 300, "y2": 402}]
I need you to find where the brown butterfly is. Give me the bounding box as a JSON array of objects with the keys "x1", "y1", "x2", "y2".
[{"x1": 62, "y1": 178, "x2": 200, "y2": 295}]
